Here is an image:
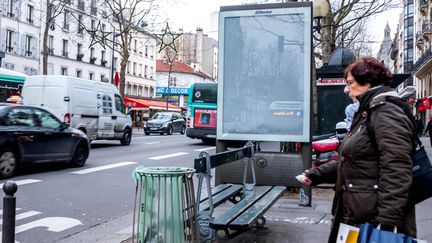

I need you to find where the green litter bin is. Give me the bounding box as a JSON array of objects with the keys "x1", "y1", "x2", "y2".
[{"x1": 132, "y1": 167, "x2": 198, "y2": 243}]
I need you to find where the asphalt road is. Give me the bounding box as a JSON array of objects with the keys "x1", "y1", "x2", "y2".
[{"x1": 0, "y1": 133, "x2": 214, "y2": 243}]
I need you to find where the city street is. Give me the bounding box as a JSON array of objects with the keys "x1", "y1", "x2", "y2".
[
  {"x1": 0, "y1": 132, "x2": 214, "y2": 243},
  {"x1": 0, "y1": 133, "x2": 431, "y2": 243}
]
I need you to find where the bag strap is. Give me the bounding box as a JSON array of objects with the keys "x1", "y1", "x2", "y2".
[{"x1": 365, "y1": 97, "x2": 418, "y2": 156}]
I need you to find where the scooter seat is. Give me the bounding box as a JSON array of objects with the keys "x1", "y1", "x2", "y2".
[{"x1": 312, "y1": 137, "x2": 339, "y2": 152}]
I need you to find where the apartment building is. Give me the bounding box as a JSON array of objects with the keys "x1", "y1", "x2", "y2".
[{"x1": 0, "y1": 0, "x2": 157, "y2": 99}]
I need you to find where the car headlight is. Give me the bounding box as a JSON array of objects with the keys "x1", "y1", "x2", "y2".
[{"x1": 162, "y1": 123, "x2": 169, "y2": 127}]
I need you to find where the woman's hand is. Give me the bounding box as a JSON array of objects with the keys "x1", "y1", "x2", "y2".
[{"x1": 296, "y1": 173, "x2": 312, "y2": 186}]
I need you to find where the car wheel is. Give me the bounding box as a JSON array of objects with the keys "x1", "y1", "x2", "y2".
[
  {"x1": 167, "y1": 126, "x2": 173, "y2": 135},
  {"x1": 0, "y1": 148, "x2": 18, "y2": 179},
  {"x1": 145, "y1": 132, "x2": 150, "y2": 135},
  {"x1": 70, "y1": 141, "x2": 89, "y2": 167},
  {"x1": 121, "y1": 128, "x2": 132, "y2": 146},
  {"x1": 160, "y1": 132, "x2": 164, "y2": 135},
  {"x1": 180, "y1": 126, "x2": 186, "y2": 135}
]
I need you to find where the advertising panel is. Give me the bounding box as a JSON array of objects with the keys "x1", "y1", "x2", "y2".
[
  {"x1": 194, "y1": 108, "x2": 217, "y2": 128},
  {"x1": 217, "y1": 3, "x2": 312, "y2": 142}
]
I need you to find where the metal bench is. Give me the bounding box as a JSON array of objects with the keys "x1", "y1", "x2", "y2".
[{"x1": 194, "y1": 142, "x2": 286, "y2": 241}]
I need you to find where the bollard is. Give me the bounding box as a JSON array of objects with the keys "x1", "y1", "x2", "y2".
[{"x1": 2, "y1": 181, "x2": 17, "y2": 243}]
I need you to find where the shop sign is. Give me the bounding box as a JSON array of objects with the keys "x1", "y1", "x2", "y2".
[
  {"x1": 156, "y1": 87, "x2": 189, "y2": 95},
  {"x1": 317, "y1": 79, "x2": 346, "y2": 86}
]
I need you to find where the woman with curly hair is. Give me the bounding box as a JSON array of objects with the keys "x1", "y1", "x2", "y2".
[{"x1": 299, "y1": 56, "x2": 416, "y2": 242}]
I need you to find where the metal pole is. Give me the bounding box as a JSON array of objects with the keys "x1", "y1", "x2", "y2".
[
  {"x1": 2, "y1": 181, "x2": 18, "y2": 243},
  {"x1": 110, "y1": 29, "x2": 116, "y2": 85},
  {"x1": 166, "y1": 62, "x2": 173, "y2": 111}
]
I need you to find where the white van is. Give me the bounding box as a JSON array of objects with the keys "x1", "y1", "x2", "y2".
[{"x1": 21, "y1": 75, "x2": 132, "y2": 145}]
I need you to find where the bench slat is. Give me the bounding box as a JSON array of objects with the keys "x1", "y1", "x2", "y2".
[
  {"x1": 229, "y1": 186, "x2": 286, "y2": 228},
  {"x1": 199, "y1": 184, "x2": 243, "y2": 211},
  {"x1": 210, "y1": 186, "x2": 272, "y2": 229}
]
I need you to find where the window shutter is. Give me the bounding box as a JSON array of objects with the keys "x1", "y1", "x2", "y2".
[
  {"x1": 32, "y1": 36, "x2": 38, "y2": 58},
  {"x1": 14, "y1": 32, "x2": 19, "y2": 55},
  {"x1": 14, "y1": 0, "x2": 20, "y2": 19},
  {"x1": 21, "y1": 33, "x2": 26, "y2": 55}
]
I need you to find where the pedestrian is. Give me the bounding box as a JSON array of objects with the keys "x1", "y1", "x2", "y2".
[
  {"x1": 425, "y1": 115, "x2": 432, "y2": 146},
  {"x1": 415, "y1": 115, "x2": 424, "y2": 145},
  {"x1": 299, "y1": 56, "x2": 416, "y2": 242},
  {"x1": 343, "y1": 83, "x2": 359, "y2": 131}
]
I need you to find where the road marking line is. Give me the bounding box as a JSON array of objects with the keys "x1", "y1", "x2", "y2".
[
  {"x1": 145, "y1": 142, "x2": 160, "y2": 145},
  {"x1": 148, "y1": 152, "x2": 189, "y2": 160},
  {"x1": 194, "y1": 147, "x2": 215, "y2": 152},
  {"x1": 71, "y1": 162, "x2": 138, "y2": 175},
  {"x1": 0, "y1": 211, "x2": 41, "y2": 225},
  {"x1": 0, "y1": 179, "x2": 42, "y2": 188}
]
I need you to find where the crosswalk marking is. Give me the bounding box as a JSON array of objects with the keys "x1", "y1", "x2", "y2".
[
  {"x1": 71, "y1": 162, "x2": 138, "y2": 175},
  {"x1": 194, "y1": 147, "x2": 215, "y2": 152},
  {"x1": 0, "y1": 211, "x2": 42, "y2": 225},
  {"x1": 145, "y1": 142, "x2": 160, "y2": 145},
  {"x1": 148, "y1": 152, "x2": 189, "y2": 160},
  {"x1": 0, "y1": 179, "x2": 42, "y2": 188}
]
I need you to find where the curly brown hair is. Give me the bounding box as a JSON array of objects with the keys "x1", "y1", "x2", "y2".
[{"x1": 344, "y1": 56, "x2": 392, "y2": 87}]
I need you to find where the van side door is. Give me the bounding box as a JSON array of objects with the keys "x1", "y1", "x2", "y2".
[{"x1": 97, "y1": 93, "x2": 115, "y2": 138}]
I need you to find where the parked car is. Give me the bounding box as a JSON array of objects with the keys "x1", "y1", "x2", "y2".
[
  {"x1": 144, "y1": 112, "x2": 186, "y2": 135},
  {"x1": 0, "y1": 103, "x2": 90, "y2": 179}
]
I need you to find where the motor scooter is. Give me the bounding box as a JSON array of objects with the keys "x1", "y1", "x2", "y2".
[{"x1": 311, "y1": 122, "x2": 347, "y2": 168}]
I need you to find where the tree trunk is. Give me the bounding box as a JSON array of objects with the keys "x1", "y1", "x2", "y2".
[
  {"x1": 42, "y1": 0, "x2": 51, "y2": 75},
  {"x1": 320, "y1": 14, "x2": 335, "y2": 64},
  {"x1": 119, "y1": 51, "x2": 129, "y2": 97}
]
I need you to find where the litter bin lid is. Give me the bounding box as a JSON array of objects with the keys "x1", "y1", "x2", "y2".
[{"x1": 134, "y1": 166, "x2": 195, "y2": 175}]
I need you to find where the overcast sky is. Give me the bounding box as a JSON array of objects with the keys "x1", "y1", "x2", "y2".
[{"x1": 157, "y1": 1, "x2": 403, "y2": 55}]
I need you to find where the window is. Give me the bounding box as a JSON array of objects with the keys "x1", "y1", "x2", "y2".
[
  {"x1": 6, "y1": 30, "x2": 14, "y2": 52},
  {"x1": 77, "y1": 44, "x2": 82, "y2": 55},
  {"x1": 144, "y1": 65, "x2": 148, "y2": 77},
  {"x1": 78, "y1": 15, "x2": 83, "y2": 34},
  {"x1": 63, "y1": 10, "x2": 69, "y2": 30},
  {"x1": 91, "y1": 20, "x2": 96, "y2": 30},
  {"x1": 115, "y1": 95, "x2": 125, "y2": 113},
  {"x1": 48, "y1": 35, "x2": 54, "y2": 55},
  {"x1": 61, "y1": 67, "x2": 68, "y2": 75},
  {"x1": 89, "y1": 72, "x2": 94, "y2": 80},
  {"x1": 127, "y1": 61, "x2": 131, "y2": 73},
  {"x1": 76, "y1": 69, "x2": 82, "y2": 77},
  {"x1": 101, "y1": 94, "x2": 113, "y2": 114},
  {"x1": 101, "y1": 50, "x2": 106, "y2": 62},
  {"x1": 139, "y1": 64, "x2": 142, "y2": 76},
  {"x1": 25, "y1": 35, "x2": 32, "y2": 57},
  {"x1": 134, "y1": 39, "x2": 137, "y2": 52},
  {"x1": 7, "y1": 0, "x2": 14, "y2": 17},
  {"x1": 145, "y1": 45, "x2": 148, "y2": 57},
  {"x1": 5, "y1": 108, "x2": 35, "y2": 126},
  {"x1": 133, "y1": 62, "x2": 137, "y2": 75},
  {"x1": 33, "y1": 109, "x2": 61, "y2": 129},
  {"x1": 27, "y1": 5, "x2": 34, "y2": 23},
  {"x1": 114, "y1": 57, "x2": 118, "y2": 70},
  {"x1": 62, "y1": 39, "x2": 68, "y2": 57}
]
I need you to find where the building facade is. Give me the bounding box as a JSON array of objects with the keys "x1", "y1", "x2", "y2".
[
  {"x1": 156, "y1": 59, "x2": 214, "y2": 108},
  {"x1": 0, "y1": 0, "x2": 157, "y2": 101}
]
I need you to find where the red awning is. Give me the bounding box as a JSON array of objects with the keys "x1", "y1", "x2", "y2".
[{"x1": 124, "y1": 97, "x2": 181, "y2": 112}]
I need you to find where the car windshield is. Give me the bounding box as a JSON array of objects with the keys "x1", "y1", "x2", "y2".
[{"x1": 152, "y1": 113, "x2": 172, "y2": 120}]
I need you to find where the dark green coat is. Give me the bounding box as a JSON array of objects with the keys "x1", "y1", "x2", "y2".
[{"x1": 307, "y1": 86, "x2": 416, "y2": 243}]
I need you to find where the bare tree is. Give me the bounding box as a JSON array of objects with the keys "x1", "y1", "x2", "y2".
[
  {"x1": 319, "y1": 0, "x2": 400, "y2": 63},
  {"x1": 84, "y1": 0, "x2": 159, "y2": 97},
  {"x1": 40, "y1": 0, "x2": 69, "y2": 74}
]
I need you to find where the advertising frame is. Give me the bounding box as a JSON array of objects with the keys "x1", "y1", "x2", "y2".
[{"x1": 217, "y1": 2, "x2": 312, "y2": 142}]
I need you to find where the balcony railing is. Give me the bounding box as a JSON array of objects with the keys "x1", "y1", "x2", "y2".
[
  {"x1": 25, "y1": 51, "x2": 32, "y2": 57},
  {"x1": 414, "y1": 48, "x2": 432, "y2": 72},
  {"x1": 27, "y1": 18, "x2": 33, "y2": 24}
]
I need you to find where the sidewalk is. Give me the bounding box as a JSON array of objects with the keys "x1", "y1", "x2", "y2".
[{"x1": 64, "y1": 137, "x2": 432, "y2": 242}]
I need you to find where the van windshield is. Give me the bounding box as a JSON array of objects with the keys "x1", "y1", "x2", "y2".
[{"x1": 152, "y1": 113, "x2": 172, "y2": 120}]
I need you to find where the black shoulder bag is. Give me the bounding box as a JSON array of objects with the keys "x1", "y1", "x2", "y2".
[{"x1": 366, "y1": 98, "x2": 432, "y2": 204}]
